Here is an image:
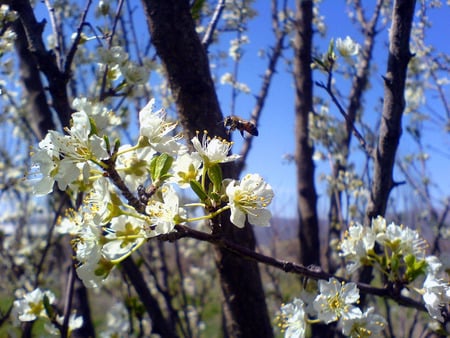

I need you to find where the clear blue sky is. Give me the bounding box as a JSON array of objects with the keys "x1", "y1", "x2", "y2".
[{"x1": 216, "y1": 1, "x2": 450, "y2": 220}]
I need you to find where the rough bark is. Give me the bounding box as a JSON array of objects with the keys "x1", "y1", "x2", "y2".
[
  {"x1": 364, "y1": 0, "x2": 416, "y2": 230},
  {"x1": 294, "y1": 0, "x2": 320, "y2": 267},
  {"x1": 13, "y1": 19, "x2": 55, "y2": 140},
  {"x1": 10, "y1": 0, "x2": 72, "y2": 129},
  {"x1": 361, "y1": 0, "x2": 416, "y2": 295},
  {"x1": 140, "y1": 1, "x2": 273, "y2": 337}
]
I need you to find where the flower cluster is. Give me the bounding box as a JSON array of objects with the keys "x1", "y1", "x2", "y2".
[
  {"x1": 277, "y1": 278, "x2": 386, "y2": 338},
  {"x1": 13, "y1": 288, "x2": 83, "y2": 335},
  {"x1": 29, "y1": 98, "x2": 274, "y2": 289},
  {"x1": 97, "y1": 46, "x2": 150, "y2": 86},
  {"x1": 340, "y1": 216, "x2": 429, "y2": 280},
  {"x1": 278, "y1": 216, "x2": 450, "y2": 337}
]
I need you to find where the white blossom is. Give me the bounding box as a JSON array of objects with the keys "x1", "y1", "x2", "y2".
[
  {"x1": 145, "y1": 184, "x2": 185, "y2": 236},
  {"x1": 278, "y1": 298, "x2": 307, "y2": 338},
  {"x1": 340, "y1": 223, "x2": 376, "y2": 273},
  {"x1": 191, "y1": 134, "x2": 241, "y2": 165},
  {"x1": 335, "y1": 36, "x2": 360, "y2": 57},
  {"x1": 313, "y1": 278, "x2": 362, "y2": 324},
  {"x1": 225, "y1": 173, "x2": 273, "y2": 228},
  {"x1": 340, "y1": 307, "x2": 386, "y2": 337},
  {"x1": 13, "y1": 288, "x2": 56, "y2": 322}
]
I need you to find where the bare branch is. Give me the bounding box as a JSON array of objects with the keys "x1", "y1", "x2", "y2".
[
  {"x1": 64, "y1": 0, "x2": 93, "y2": 76},
  {"x1": 159, "y1": 224, "x2": 428, "y2": 313},
  {"x1": 202, "y1": 0, "x2": 226, "y2": 49}
]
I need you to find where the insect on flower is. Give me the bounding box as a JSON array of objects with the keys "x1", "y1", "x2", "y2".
[{"x1": 223, "y1": 116, "x2": 258, "y2": 137}]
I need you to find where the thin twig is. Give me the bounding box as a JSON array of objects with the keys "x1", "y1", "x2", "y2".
[
  {"x1": 316, "y1": 79, "x2": 373, "y2": 156},
  {"x1": 202, "y1": 0, "x2": 226, "y2": 49},
  {"x1": 64, "y1": 0, "x2": 93, "y2": 76},
  {"x1": 44, "y1": 0, "x2": 63, "y2": 69},
  {"x1": 99, "y1": 0, "x2": 125, "y2": 101},
  {"x1": 60, "y1": 264, "x2": 75, "y2": 338}
]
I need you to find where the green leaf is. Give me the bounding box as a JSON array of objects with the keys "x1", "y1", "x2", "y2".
[
  {"x1": 190, "y1": 179, "x2": 208, "y2": 201},
  {"x1": 150, "y1": 153, "x2": 174, "y2": 182},
  {"x1": 43, "y1": 295, "x2": 55, "y2": 320},
  {"x1": 207, "y1": 164, "x2": 223, "y2": 192},
  {"x1": 327, "y1": 38, "x2": 335, "y2": 55},
  {"x1": 404, "y1": 254, "x2": 427, "y2": 282},
  {"x1": 88, "y1": 116, "x2": 98, "y2": 136},
  {"x1": 191, "y1": 0, "x2": 206, "y2": 20},
  {"x1": 158, "y1": 153, "x2": 174, "y2": 177}
]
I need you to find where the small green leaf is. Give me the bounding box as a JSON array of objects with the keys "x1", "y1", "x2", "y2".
[
  {"x1": 113, "y1": 138, "x2": 121, "y2": 154},
  {"x1": 88, "y1": 116, "x2": 98, "y2": 136},
  {"x1": 190, "y1": 180, "x2": 208, "y2": 201},
  {"x1": 103, "y1": 135, "x2": 111, "y2": 153},
  {"x1": 404, "y1": 254, "x2": 427, "y2": 282},
  {"x1": 150, "y1": 153, "x2": 174, "y2": 182},
  {"x1": 207, "y1": 164, "x2": 223, "y2": 192},
  {"x1": 149, "y1": 156, "x2": 157, "y2": 181},
  {"x1": 43, "y1": 295, "x2": 55, "y2": 320},
  {"x1": 158, "y1": 153, "x2": 174, "y2": 177},
  {"x1": 191, "y1": 0, "x2": 206, "y2": 20}
]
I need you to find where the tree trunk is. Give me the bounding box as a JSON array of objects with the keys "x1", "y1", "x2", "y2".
[
  {"x1": 360, "y1": 0, "x2": 416, "y2": 301},
  {"x1": 364, "y1": 0, "x2": 416, "y2": 225},
  {"x1": 294, "y1": 0, "x2": 320, "y2": 267},
  {"x1": 141, "y1": 1, "x2": 273, "y2": 337}
]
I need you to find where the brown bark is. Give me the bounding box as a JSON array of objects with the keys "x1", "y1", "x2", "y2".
[
  {"x1": 141, "y1": 1, "x2": 273, "y2": 336},
  {"x1": 13, "y1": 19, "x2": 55, "y2": 140},
  {"x1": 361, "y1": 0, "x2": 416, "y2": 296},
  {"x1": 294, "y1": 0, "x2": 320, "y2": 267},
  {"x1": 10, "y1": 0, "x2": 72, "y2": 128},
  {"x1": 364, "y1": 0, "x2": 416, "y2": 228}
]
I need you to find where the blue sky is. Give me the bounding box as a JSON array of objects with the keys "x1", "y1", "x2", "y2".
[{"x1": 215, "y1": 1, "x2": 450, "y2": 219}]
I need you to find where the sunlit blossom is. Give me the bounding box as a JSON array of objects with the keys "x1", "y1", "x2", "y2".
[
  {"x1": 422, "y1": 274, "x2": 450, "y2": 322},
  {"x1": 102, "y1": 215, "x2": 146, "y2": 261},
  {"x1": 31, "y1": 111, "x2": 108, "y2": 194},
  {"x1": 191, "y1": 133, "x2": 241, "y2": 165},
  {"x1": 225, "y1": 173, "x2": 273, "y2": 228},
  {"x1": 376, "y1": 222, "x2": 428, "y2": 259},
  {"x1": 139, "y1": 99, "x2": 183, "y2": 154},
  {"x1": 340, "y1": 307, "x2": 386, "y2": 337},
  {"x1": 277, "y1": 298, "x2": 307, "y2": 338},
  {"x1": 171, "y1": 152, "x2": 202, "y2": 188},
  {"x1": 313, "y1": 278, "x2": 362, "y2": 324},
  {"x1": 335, "y1": 36, "x2": 360, "y2": 57},
  {"x1": 13, "y1": 288, "x2": 56, "y2": 322},
  {"x1": 340, "y1": 223, "x2": 375, "y2": 273},
  {"x1": 145, "y1": 184, "x2": 185, "y2": 236},
  {"x1": 115, "y1": 144, "x2": 156, "y2": 191}
]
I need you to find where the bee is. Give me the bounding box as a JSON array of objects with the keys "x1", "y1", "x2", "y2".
[{"x1": 223, "y1": 116, "x2": 259, "y2": 137}]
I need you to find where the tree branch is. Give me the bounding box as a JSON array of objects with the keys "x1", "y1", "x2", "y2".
[
  {"x1": 201, "y1": 0, "x2": 226, "y2": 49},
  {"x1": 159, "y1": 224, "x2": 428, "y2": 312}
]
